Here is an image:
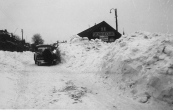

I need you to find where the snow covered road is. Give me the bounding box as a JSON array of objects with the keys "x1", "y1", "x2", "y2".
[
  {"x1": 1, "y1": 60, "x2": 165, "y2": 110},
  {"x1": 0, "y1": 55, "x2": 141, "y2": 110},
  {"x1": 4, "y1": 62, "x2": 112, "y2": 109},
  {"x1": 0, "y1": 51, "x2": 117, "y2": 109}
]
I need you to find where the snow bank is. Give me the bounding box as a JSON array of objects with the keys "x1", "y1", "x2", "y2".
[
  {"x1": 0, "y1": 51, "x2": 34, "y2": 72},
  {"x1": 0, "y1": 51, "x2": 34, "y2": 108},
  {"x1": 59, "y1": 32, "x2": 173, "y2": 109},
  {"x1": 59, "y1": 35, "x2": 109, "y2": 72},
  {"x1": 99, "y1": 32, "x2": 173, "y2": 105}
]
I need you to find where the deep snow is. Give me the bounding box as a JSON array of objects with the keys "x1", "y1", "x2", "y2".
[
  {"x1": 60, "y1": 32, "x2": 173, "y2": 110},
  {"x1": 1, "y1": 31, "x2": 173, "y2": 109}
]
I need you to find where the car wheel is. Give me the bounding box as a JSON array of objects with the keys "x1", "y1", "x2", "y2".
[
  {"x1": 52, "y1": 61, "x2": 56, "y2": 65},
  {"x1": 35, "y1": 60, "x2": 37, "y2": 64},
  {"x1": 34, "y1": 55, "x2": 36, "y2": 61},
  {"x1": 38, "y1": 62, "x2": 41, "y2": 66}
]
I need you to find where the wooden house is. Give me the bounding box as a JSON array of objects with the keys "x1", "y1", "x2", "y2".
[{"x1": 78, "y1": 21, "x2": 121, "y2": 42}]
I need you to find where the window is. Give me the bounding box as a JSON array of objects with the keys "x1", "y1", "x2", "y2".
[
  {"x1": 104, "y1": 27, "x2": 106, "y2": 31},
  {"x1": 101, "y1": 27, "x2": 106, "y2": 31},
  {"x1": 101, "y1": 27, "x2": 103, "y2": 31},
  {"x1": 37, "y1": 46, "x2": 51, "y2": 52}
]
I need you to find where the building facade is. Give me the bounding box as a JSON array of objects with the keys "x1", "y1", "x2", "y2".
[{"x1": 77, "y1": 21, "x2": 121, "y2": 42}]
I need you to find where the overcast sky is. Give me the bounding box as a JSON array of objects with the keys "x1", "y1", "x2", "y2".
[{"x1": 0, "y1": 0, "x2": 173, "y2": 43}]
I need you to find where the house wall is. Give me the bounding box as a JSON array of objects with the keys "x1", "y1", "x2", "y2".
[{"x1": 89, "y1": 24, "x2": 119, "y2": 42}]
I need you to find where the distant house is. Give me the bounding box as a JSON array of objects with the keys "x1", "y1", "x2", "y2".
[
  {"x1": 0, "y1": 29, "x2": 30, "y2": 52},
  {"x1": 77, "y1": 21, "x2": 121, "y2": 42}
]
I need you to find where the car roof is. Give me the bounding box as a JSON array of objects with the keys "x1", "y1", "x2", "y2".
[{"x1": 36, "y1": 44, "x2": 53, "y2": 48}]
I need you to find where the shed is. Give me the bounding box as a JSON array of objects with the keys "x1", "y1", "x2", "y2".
[{"x1": 77, "y1": 21, "x2": 121, "y2": 42}]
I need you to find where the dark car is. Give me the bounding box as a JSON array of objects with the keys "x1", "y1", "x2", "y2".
[{"x1": 34, "y1": 44, "x2": 58, "y2": 66}]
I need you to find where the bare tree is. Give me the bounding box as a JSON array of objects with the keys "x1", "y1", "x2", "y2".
[{"x1": 32, "y1": 34, "x2": 44, "y2": 45}]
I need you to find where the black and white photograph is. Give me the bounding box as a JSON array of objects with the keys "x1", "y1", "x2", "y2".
[{"x1": 0, "y1": 0, "x2": 173, "y2": 109}]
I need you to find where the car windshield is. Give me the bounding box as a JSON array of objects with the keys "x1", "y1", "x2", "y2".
[{"x1": 37, "y1": 46, "x2": 51, "y2": 52}]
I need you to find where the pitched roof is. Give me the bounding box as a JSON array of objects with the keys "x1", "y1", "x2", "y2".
[{"x1": 77, "y1": 21, "x2": 121, "y2": 37}]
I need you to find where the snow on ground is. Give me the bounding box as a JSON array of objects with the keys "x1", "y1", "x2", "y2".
[
  {"x1": 0, "y1": 51, "x2": 34, "y2": 108},
  {"x1": 59, "y1": 32, "x2": 173, "y2": 110},
  {"x1": 1, "y1": 31, "x2": 173, "y2": 109}
]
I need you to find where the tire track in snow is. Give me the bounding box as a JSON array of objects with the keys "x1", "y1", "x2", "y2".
[{"x1": 12, "y1": 63, "x2": 112, "y2": 109}]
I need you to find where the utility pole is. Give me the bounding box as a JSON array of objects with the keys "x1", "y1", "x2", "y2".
[
  {"x1": 21, "y1": 29, "x2": 23, "y2": 51},
  {"x1": 21, "y1": 29, "x2": 23, "y2": 41},
  {"x1": 110, "y1": 8, "x2": 118, "y2": 32}
]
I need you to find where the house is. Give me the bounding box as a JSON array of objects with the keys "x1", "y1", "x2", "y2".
[
  {"x1": 77, "y1": 21, "x2": 121, "y2": 42},
  {"x1": 0, "y1": 29, "x2": 30, "y2": 52}
]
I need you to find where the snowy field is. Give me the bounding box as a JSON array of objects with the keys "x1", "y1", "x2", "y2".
[{"x1": 1, "y1": 31, "x2": 173, "y2": 110}]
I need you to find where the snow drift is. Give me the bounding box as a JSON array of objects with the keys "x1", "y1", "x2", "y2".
[
  {"x1": 59, "y1": 32, "x2": 173, "y2": 109},
  {"x1": 0, "y1": 51, "x2": 34, "y2": 108},
  {"x1": 1, "y1": 31, "x2": 173, "y2": 109}
]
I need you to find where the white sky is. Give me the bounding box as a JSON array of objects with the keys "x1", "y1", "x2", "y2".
[{"x1": 0, "y1": 0, "x2": 173, "y2": 44}]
